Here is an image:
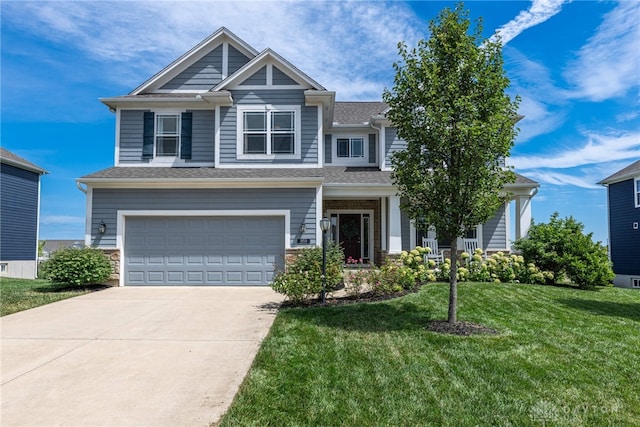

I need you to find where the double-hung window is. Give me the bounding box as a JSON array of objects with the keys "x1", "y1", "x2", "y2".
[
  {"x1": 238, "y1": 105, "x2": 300, "y2": 159},
  {"x1": 337, "y1": 137, "x2": 364, "y2": 158},
  {"x1": 635, "y1": 177, "x2": 640, "y2": 208},
  {"x1": 156, "y1": 115, "x2": 180, "y2": 157}
]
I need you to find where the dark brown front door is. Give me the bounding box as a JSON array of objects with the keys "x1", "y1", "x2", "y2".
[{"x1": 339, "y1": 214, "x2": 361, "y2": 261}]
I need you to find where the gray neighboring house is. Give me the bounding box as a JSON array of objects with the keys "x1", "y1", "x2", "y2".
[
  {"x1": 1, "y1": 148, "x2": 47, "y2": 279},
  {"x1": 598, "y1": 159, "x2": 640, "y2": 288},
  {"x1": 77, "y1": 27, "x2": 539, "y2": 287}
]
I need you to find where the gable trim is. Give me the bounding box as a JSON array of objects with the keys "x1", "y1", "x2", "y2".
[
  {"x1": 130, "y1": 27, "x2": 258, "y2": 95},
  {"x1": 214, "y1": 48, "x2": 325, "y2": 92}
]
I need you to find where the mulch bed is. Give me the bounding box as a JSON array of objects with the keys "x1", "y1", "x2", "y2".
[{"x1": 426, "y1": 320, "x2": 500, "y2": 336}]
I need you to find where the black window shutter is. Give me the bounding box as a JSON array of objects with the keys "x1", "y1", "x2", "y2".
[
  {"x1": 181, "y1": 112, "x2": 192, "y2": 160},
  {"x1": 142, "y1": 112, "x2": 154, "y2": 159}
]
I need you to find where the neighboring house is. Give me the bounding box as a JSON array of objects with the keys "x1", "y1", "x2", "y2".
[
  {"x1": 598, "y1": 159, "x2": 640, "y2": 289},
  {"x1": 38, "y1": 240, "x2": 84, "y2": 262},
  {"x1": 78, "y1": 27, "x2": 539, "y2": 286},
  {"x1": 0, "y1": 148, "x2": 47, "y2": 279}
]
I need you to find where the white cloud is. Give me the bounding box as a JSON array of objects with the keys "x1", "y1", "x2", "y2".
[
  {"x1": 493, "y1": 0, "x2": 570, "y2": 45},
  {"x1": 520, "y1": 170, "x2": 601, "y2": 189},
  {"x1": 4, "y1": 1, "x2": 422, "y2": 100},
  {"x1": 563, "y1": 1, "x2": 640, "y2": 101},
  {"x1": 511, "y1": 131, "x2": 640, "y2": 170}
]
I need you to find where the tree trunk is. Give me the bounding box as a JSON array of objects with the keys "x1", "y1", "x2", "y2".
[{"x1": 448, "y1": 238, "x2": 458, "y2": 324}]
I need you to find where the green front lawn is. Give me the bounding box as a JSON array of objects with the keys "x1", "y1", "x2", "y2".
[
  {"x1": 0, "y1": 278, "x2": 96, "y2": 316},
  {"x1": 220, "y1": 283, "x2": 640, "y2": 426}
]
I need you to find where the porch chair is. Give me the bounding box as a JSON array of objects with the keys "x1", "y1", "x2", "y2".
[
  {"x1": 462, "y1": 238, "x2": 479, "y2": 256},
  {"x1": 422, "y1": 237, "x2": 445, "y2": 265}
]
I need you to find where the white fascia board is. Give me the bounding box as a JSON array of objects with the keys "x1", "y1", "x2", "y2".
[
  {"x1": 130, "y1": 28, "x2": 258, "y2": 95},
  {"x1": 598, "y1": 172, "x2": 640, "y2": 186},
  {"x1": 215, "y1": 49, "x2": 326, "y2": 91},
  {"x1": 330, "y1": 124, "x2": 371, "y2": 129},
  {"x1": 77, "y1": 178, "x2": 322, "y2": 189},
  {"x1": 99, "y1": 97, "x2": 210, "y2": 110}
]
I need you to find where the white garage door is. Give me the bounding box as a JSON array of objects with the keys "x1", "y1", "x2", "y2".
[{"x1": 124, "y1": 216, "x2": 285, "y2": 285}]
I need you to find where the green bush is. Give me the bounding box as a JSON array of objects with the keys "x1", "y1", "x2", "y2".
[
  {"x1": 41, "y1": 247, "x2": 112, "y2": 286},
  {"x1": 513, "y1": 212, "x2": 614, "y2": 289},
  {"x1": 270, "y1": 242, "x2": 344, "y2": 302}
]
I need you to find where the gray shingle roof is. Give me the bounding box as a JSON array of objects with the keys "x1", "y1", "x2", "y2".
[
  {"x1": 333, "y1": 102, "x2": 388, "y2": 125},
  {"x1": 0, "y1": 148, "x2": 47, "y2": 174},
  {"x1": 80, "y1": 166, "x2": 536, "y2": 187},
  {"x1": 598, "y1": 159, "x2": 640, "y2": 185}
]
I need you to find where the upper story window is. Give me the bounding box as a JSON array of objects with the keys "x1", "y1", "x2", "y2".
[
  {"x1": 142, "y1": 111, "x2": 192, "y2": 162},
  {"x1": 156, "y1": 115, "x2": 180, "y2": 156},
  {"x1": 635, "y1": 177, "x2": 640, "y2": 207},
  {"x1": 237, "y1": 105, "x2": 301, "y2": 160},
  {"x1": 337, "y1": 137, "x2": 364, "y2": 158}
]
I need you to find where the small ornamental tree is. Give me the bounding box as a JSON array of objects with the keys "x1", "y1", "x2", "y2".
[
  {"x1": 514, "y1": 212, "x2": 614, "y2": 289},
  {"x1": 383, "y1": 3, "x2": 519, "y2": 323}
]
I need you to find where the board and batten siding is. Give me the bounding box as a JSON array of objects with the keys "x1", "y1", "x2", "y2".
[
  {"x1": 90, "y1": 187, "x2": 317, "y2": 248},
  {"x1": 483, "y1": 204, "x2": 508, "y2": 251},
  {"x1": 0, "y1": 164, "x2": 39, "y2": 261},
  {"x1": 160, "y1": 45, "x2": 223, "y2": 91},
  {"x1": 219, "y1": 89, "x2": 318, "y2": 165},
  {"x1": 384, "y1": 128, "x2": 407, "y2": 167},
  {"x1": 608, "y1": 179, "x2": 640, "y2": 275},
  {"x1": 118, "y1": 110, "x2": 214, "y2": 163}
]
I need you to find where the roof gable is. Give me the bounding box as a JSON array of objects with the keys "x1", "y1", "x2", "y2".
[
  {"x1": 599, "y1": 159, "x2": 640, "y2": 185},
  {"x1": 333, "y1": 102, "x2": 388, "y2": 126},
  {"x1": 131, "y1": 27, "x2": 258, "y2": 95},
  {"x1": 0, "y1": 148, "x2": 47, "y2": 174},
  {"x1": 214, "y1": 48, "x2": 325, "y2": 91}
]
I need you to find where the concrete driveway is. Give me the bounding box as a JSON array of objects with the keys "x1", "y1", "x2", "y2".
[{"x1": 0, "y1": 286, "x2": 283, "y2": 427}]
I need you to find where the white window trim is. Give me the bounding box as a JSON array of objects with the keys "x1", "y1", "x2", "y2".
[
  {"x1": 331, "y1": 134, "x2": 371, "y2": 166},
  {"x1": 150, "y1": 108, "x2": 186, "y2": 164},
  {"x1": 236, "y1": 104, "x2": 301, "y2": 160},
  {"x1": 634, "y1": 177, "x2": 640, "y2": 208}
]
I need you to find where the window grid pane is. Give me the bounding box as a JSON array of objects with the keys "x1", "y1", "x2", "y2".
[
  {"x1": 245, "y1": 134, "x2": 267, "y2": 154},
  {"x1": 337, "y1": 138, "x2": 349, "y2": 157},
  {"x1": 157, "y1": 115, "x2": 178, "y2": 135},
  {"x1": 272, "y1": 135, "x2": 294, "y2": 154},
  {"x1": 244, "y1": 112, "x2": 266, "y2": 131},
  {"x1": 272, "y1": 112, "x2": 294, "y2": 131},
  {"x1": 156, "y1": 136, "x2": 178, "y2": 156}
]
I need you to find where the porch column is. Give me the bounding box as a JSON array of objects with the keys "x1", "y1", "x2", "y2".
[
  {"x1": 389, "y1": 195, "x2": 402, "y2": 254},
  {"x1": 515, "y1": 196, "x2": 532, "y2": 239}
]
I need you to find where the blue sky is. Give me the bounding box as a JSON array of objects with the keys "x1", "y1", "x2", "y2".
[{"x1": 2, "y1": 0, "x2": 639, "y2": 244}]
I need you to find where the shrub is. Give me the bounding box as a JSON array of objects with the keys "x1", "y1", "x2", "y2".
[
  {"x1": 368, "y1": 262, "x2": 416, "y2": 296},
  {"x1": 42, "y1": 247, "x2": 112, "y2": 286},
  {"x1": 514, "y1": 212, "x2": 614, "y2": 289},
  {"x1": 270, "y1": 242, "x2": 344, "y2": 302}
]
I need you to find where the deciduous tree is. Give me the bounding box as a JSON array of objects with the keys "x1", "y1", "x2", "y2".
[{"x1": 383, "y1": 3, "x2": 519, "y2": 323}]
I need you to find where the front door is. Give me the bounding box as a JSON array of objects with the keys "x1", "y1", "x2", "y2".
[
  {"x1": 339, "y1": 214, "x2": 361, "y2": 261},
  {"x1": 329, "y1": 212, "x2": 372, "y2": 263}
]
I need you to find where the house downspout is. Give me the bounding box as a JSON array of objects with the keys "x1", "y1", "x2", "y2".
[{"x1": 76, "y1": 181, "x2": 87, "y2": 194}]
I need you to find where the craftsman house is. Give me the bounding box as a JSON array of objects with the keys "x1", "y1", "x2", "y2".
[
  {"x1": 78, "y1": 27, "x2": 539, "y2": 286},
  {"x1": 598, "y1": 159, "x2": 640, "y2": 288},
  {"x1": 1, "y1": 148, "x2": 47, "y2": 279}
]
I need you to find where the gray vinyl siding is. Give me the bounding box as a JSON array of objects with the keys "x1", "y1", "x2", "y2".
[
  {"x1": 385, "y1": 128, "x2": 406, "y2": 167},
  {"x1": 219, "y1": 89, "x2": 318, "y2": 164},
  {"x1": 324, "y1": 134, "x2": 332, "y2": 164},
  {"x1": 119, "y1": 110, "x2": 214, "y2": 163},
  {"x1": 483, "y1": 204, "x2": 508, "y2": 251},
  {"x1": 241, "y1": 66, "x2": 267, "y2": 85},
  {"x1": 119, "y1": 110, "x2": 147, "y2": 163},
  {"x1": 0, "y1": 164, "x2": 39, "y2": 261},
  {"x1": 160, "y1": 45, "x2": 223, "y2": 91},
  {"x1": 368, "y1": 134, "x2": 376, "y2": 164},
  {"x1": 228, "y1": 45, "x2": 252, "y2": 75},
  {"x1": 273, "y1": 66, "x2": 298, "y2": 85},
  {"x1": 608, "y1": 179, "x2": 640, "y2": 275},
  {"x1": 90, "y1": 187, "x2": 317, "y2": 248},
  {"x1": 188, "y1": 110, "x2": 215, "y2": 163}
]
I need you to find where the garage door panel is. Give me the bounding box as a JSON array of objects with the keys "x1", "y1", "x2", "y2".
[{"x1": 124, "y1": 216, "x2": 284, "y2": 286}]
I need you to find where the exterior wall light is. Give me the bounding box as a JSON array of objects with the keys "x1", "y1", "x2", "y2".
[
  {"x1": 98, "y1": 221, "x2": 107, "y2": 235},
  {"x1": 299, "y1": 222, "x2": 307, "y2": 234}
]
